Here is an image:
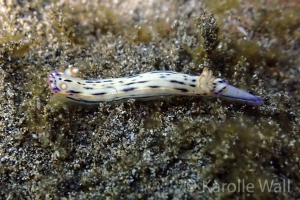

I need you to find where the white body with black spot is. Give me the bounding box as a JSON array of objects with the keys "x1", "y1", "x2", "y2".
[{"x1": 47, "y1": 67, "x2": 263, "y2": 105}]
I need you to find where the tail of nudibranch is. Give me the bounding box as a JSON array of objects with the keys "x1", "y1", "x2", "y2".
[
  {"x1": 210, "y1": 76, "x2": 263, "y2": 105},
  {"x1": 199, "y1": 67, "x2": 263, "y2": 105},
  {"x1": 219, "y1": 84, "x2": 264, "y2": 105}
]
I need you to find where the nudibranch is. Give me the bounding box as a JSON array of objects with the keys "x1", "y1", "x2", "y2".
[{"x1": 47, "y1": 67, "x2": 263, "y2": 105}]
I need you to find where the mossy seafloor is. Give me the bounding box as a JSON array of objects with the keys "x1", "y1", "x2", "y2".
[{"x1": 0, "y1": 0, "x2": 299, "y2": 199}]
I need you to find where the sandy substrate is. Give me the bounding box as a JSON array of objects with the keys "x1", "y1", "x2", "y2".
[{"x1": 0, "y1": 0, "x2": 299, "y2": 199}]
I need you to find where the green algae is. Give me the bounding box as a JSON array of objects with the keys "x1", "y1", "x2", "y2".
[
  {"x1": 127, "y1": 24, "x2": 153, "y2": 43},
  {"x1": 204, "y1": 0, "x2": 241, "y2": 14},
  {"x1": 203, "y1": 115, "x2": 289, "y2": 199},
  {"x1": 0, "y1": 13, "x2": 32, "y2": 57},
  {"x1": 47, "y1": 7, "x2": 87, "y2": 45}
]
